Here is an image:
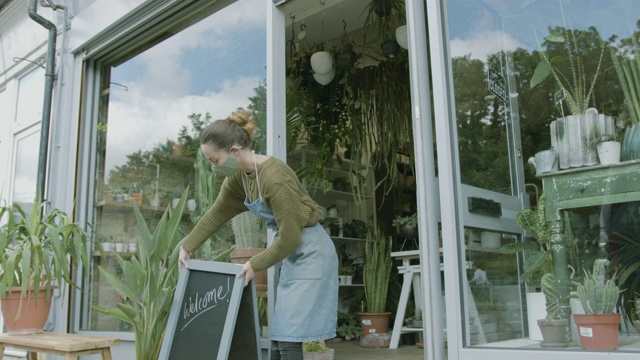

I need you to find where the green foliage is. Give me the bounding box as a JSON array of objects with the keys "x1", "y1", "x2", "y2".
[
  {"x1": 499, "y1": 195, "x2": 552, "y2": 287},
  {"x1": 93, "y1": 190, "x2": 234, "y2": 360},
  {"x1": 530, "y1": 25, "x2": 605, "y2": 115},
  {"x1": 392, "y1": 213, "x2": 417, "y2": 228},
  {"x1": 363, "y1": 228, "x2": 393, "y2": 313},
  {"x1": 302, "y1": 341, "x2": 330, "y2": 353},
  {"x1": 336, "y1": 311, "x2": 361, "y2": 340},
  {"x1": 231, "y1": 212, "x2": 266, "y2": 249},
  {"x1": 610, "y1": 34, "x2": 640, "y2": 126},
  {"x1": 635, "y1": 295, "x2": 640, "y2": 321},
  {"x1": 541, "y1": 273, "x2": 562, "y2": 320},
  {"x1": 575, "y1": 259, "x2": 620, "y2": 314},
  {"x1": 0, "y1": 198, "x2": 89, "y2": 302}
]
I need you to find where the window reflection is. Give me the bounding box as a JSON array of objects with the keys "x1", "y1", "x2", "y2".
[{"x1": 83, "y1": 0, "x2": 266, "y2": 332}]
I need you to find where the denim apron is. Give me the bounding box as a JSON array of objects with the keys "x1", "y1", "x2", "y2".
[{"x1": 242, "y1": 158, "x2": 338, "y2": 342}]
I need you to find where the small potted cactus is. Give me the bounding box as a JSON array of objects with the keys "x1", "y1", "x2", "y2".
[{"x1": 572, "y1": 259, "x2": 621, "y2": 350}]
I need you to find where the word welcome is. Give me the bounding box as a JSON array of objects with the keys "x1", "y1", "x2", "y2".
[{"x1": 180, "y1": 277, "x2": 231, "y2": 331}]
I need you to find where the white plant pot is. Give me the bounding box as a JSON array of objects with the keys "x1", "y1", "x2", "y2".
[
  {"x1": 526, "y1": 292, "x2": 545, "y2": 341},
  {"x1": 115, "y1": 243, "x2": 126, "y2": 252},
  {"x1": 149, "y1": 196, "x2": 161, "y2": 207},
  {"x1": 310, "y1": 51, "x2": 334, "y2": 75},
  {"x1": 313, "y1": 69, "x2": 336, "y2": 85},
  {"x1": 102, "y1": 242, "x2": 114, "y2": 252},
  {"x1": 171, "y1": 198, "x2": 180, "y2": 209},
  {"x1": 596, "y1": 141, "x2": 621, "y2": 165},
  {"x1": 395, "y1": 25, "x2": 408, "y2": 49},
  {"x1": 480, "y1": 231, "x2": 501, "y2": 248},
  {"x1": 187, "y1": 198, "x2": 196, "y2": 211}
]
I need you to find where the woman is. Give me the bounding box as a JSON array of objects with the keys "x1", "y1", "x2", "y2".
[{"x1": 178, "y1": 110, "x2": 338, "y2": 360}]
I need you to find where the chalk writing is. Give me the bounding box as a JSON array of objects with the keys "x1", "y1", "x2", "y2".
[{"x1": 180, "y1": 277, "x2": 231, "y2": 331}]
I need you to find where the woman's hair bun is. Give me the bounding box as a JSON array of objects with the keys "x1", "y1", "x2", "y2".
[{"x1": 228, "y1": 109, "x2": 257, "y2": 139}]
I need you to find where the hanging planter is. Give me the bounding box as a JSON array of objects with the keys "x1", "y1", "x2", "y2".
[
  {"x1": 310, "y1": 51, "x2": 334, "y2": 75},
  {"x1": 395, "y1": 25, "x2": 408, "y2": 49},
  {"x1": 336, "y1": 49, "x2": 357, "y2": 71},
  {"x1": 380, "y1": 39, "x2": 400, "y2": 58},
  {"x1": 313, "y1": 69, "x2": 336, "y2": 85}
]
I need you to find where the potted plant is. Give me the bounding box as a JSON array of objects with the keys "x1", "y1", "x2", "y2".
[
  {"x1": 228, "y1": 211, "x2": 267, "y2": 291},
  {"x1": 573, "y1": 258, "x2": 621, "y2": 350},
  {"x1": 358, "y1": 228, "x2": 393, "y2": 340},
  {"x1": 94, "y1": 191, "x2": 234, "y2": 360},
  {"x1": 634, "y1": 295, "x2": 640, "y2": 332},
  {"x1": 302, "y1": 341, "x2": 334, "y2": 360},
  {"x1": 392, "y1": 213, "x2": 418, "y2": 239},
  {"x1": 537, "y1": 273, "x2": 571, "y2": 347},
  {"x1": 530, "y1": 20, "x2": 613, "y2": 170},
  {"x1": 337, "y1": 311, "x2": 361, "y2": 340},
  {"x1": 499, "y1": 194, "x2": 576, "y2": 341},
  {"x1": 0, "y1": 198, "x2": 89, "y2": 334}
]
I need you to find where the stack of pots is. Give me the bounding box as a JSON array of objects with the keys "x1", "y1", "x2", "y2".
[{"x1": 550, "y1": 108, "x2": 616, "y2": 169}]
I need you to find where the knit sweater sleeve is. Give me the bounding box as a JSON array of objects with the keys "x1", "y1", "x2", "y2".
[
  {"x1": 181, "y1": 175, "x2": 247, "y2": 254},
  {"x1": 249, "y1": 164, "x2": 320, "y2": 271}
]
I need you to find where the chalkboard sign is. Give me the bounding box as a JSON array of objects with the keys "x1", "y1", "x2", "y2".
[{"x1": 158, "y1": 260, "x2": 262, "y2": 360}]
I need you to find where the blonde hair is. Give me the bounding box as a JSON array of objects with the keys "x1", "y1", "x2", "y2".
[{"x1": 200, "y1": 109, "x2": 257, "y2": 150}]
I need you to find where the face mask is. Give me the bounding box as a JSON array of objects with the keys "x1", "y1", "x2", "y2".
[{"x1": 211, "y1": 152, "x2": 239, "y2": 177}]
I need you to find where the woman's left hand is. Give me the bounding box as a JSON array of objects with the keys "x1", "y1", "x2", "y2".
[{"x1": 236, "y1": 261, "x2": 255, "y2": 287}]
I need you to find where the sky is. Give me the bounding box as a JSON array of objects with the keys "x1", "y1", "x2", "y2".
[{"x1": 104, "y1": 0, "x2": 266, "y2": 176}]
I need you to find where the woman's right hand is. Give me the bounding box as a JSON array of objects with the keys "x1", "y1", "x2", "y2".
[{"x1": 179, "y1": 246, "x2": 191, "y2": 270}]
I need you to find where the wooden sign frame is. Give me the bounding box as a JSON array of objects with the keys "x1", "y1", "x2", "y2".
[{"x1": 158, "y1": 260, "x2": 261, "y2": 360}]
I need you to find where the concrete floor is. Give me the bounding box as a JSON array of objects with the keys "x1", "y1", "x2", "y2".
[{"x1": 327, "y1": 339, "x2": 424, "y2": 360}]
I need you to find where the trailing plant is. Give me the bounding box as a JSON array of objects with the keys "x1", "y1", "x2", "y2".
[
  {"x1": 529, "y1": 2, "x2": 606, "y2": 115},
  {"x1": 610, "y1": 33, "x2": 640, "y2": 126},
  {"x1": 0, "y1": 197, "x2": 89, "y2": 302},
  {"x1": 575, "y1": 258, "x2": 620, "y2": 314},
  {"x1": 362, "y1": 228, "x2": 393, "y2": 313}
]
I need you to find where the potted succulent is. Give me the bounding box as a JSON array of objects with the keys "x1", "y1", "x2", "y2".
[
  {"x1": 537, "y1": 273, "x2": 571, "y2": 347},
  {"x1": 572, "y1": 259, "x2": 621, "y2": 350},
  {"x1": 229, "y1": 211, "x2": 267, "y2": 292},
  {"x1": 302, "y1": 341, "x2": 334, "y2": 360},
  {"x1": 392, "y1": 213, "x2": 418, "y2": 239},
  {"x1": 358, "y1": 228, "x2": 393, "y2": 341},
  {"x1": 0, "y1": 198, "x2": 89, "y2": 334}
]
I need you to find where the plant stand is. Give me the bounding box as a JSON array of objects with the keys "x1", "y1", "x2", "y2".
[{"x1": 389, "y1": 251, "x2": 424, "y2": 349}]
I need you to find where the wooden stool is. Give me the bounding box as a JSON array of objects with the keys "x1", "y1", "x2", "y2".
[{"x1": 0, "y1": 332, "x2": 120, "y2": 360}]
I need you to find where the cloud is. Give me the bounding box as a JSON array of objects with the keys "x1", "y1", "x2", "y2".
[
  {"x1": 450, "y1": 30, "x2": 526, "y2": 61},
  {"x1": 103, "y1": 0, "x2": 266, "y2": 174}
]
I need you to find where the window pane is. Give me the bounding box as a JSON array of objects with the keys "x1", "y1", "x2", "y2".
[
  {"x1": 12, "y1": 129, "x2": 40, "y2": 211},
  {"x1": 82, "y1": 0, "x2": 266, "y2": 332},
  {"x1": 16, "y1": 68, "x2": 45, "y2": 125}
]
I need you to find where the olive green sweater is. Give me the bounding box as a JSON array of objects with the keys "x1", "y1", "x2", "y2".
[{"x1": 182, "y1": 157, "x2": 321, "y2": 271}]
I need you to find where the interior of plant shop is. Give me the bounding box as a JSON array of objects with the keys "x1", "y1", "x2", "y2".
[{"x1": 67, "y1": 0, "x2": 640, "y2": 359}]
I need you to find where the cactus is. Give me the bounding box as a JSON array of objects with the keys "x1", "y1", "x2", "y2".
[
  {"x1": 576, "y1": 259, "x2": 620, "y2": 314},
  {"x1": 231, "y1": 211, "x2": 266, "y2": 249}
]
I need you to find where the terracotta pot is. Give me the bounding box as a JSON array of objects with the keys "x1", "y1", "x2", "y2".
[
  {"x1": 358, "y1": 312, "x2": 392, "y2": 335},
  {"x1": 573, "y1": 313, "x2": 620, "y2": 350},
  {"x1": 1, "y1": 287, "x2": 54, "y2": 335},
  {"x1": 229, "y1": 248, "x2": 267, "y2": 292},
  {"x1": 537, "y1": 318, "x2": 570, "y2": 347}
]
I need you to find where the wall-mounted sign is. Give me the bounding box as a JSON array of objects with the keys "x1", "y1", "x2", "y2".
[{"x1": 487, "y1": 69, "x2": 507, "y2": 103}]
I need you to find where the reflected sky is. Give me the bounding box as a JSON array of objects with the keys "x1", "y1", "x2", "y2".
[{"x1": 104, "y1": 0, "x2": 266, "y2": 174}]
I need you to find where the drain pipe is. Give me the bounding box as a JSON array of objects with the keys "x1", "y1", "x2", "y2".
[{"x1": 28, "y1": 0, "x2": 58, "y2": 201}]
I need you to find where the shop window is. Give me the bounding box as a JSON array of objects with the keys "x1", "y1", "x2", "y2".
[{"x1": 81, "y1": 0, "x2": 266, "y2": 333}]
